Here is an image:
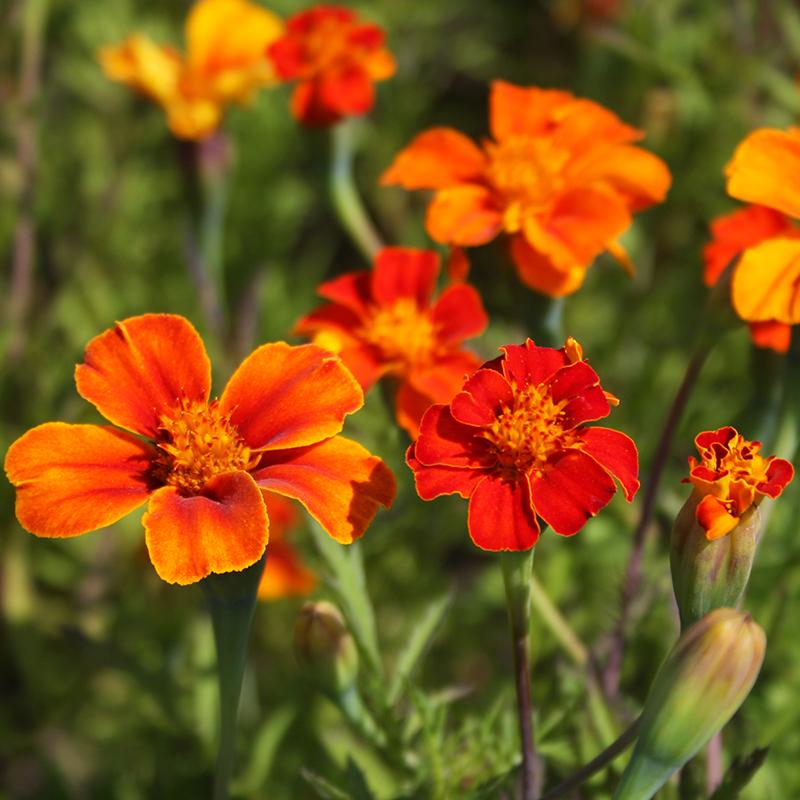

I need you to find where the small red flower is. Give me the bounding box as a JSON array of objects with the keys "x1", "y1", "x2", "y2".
[
  {"x1": 268, "y1": 5, "x2": 395, "y2": 127},
  {"x1": 407, "y1": 339, "x2": 639, "y2": 550},
  {"x1": 296, "y1": 247, "x2": 488, "y2": 437}
]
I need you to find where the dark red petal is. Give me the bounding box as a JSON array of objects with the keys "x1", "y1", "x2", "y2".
[
  {"x1": 501, "y1": 340, "x2": 568, "y2": 389},
  {"x1": 316, "y1": 271, "x2": 373, "y2": 315},
  {"x1": 548, "y1": 360, "x2": 601, "y2": 402},
  {"x1": 451, "y1": 368, "x2": 514, "y2": 427},
  {"x1": 414, "y1": 405, "x2": 494, "y2": 468},
  {"x1": 372, "y1": 247, "x2": 440, "y2": 308},
  {"x1": 695, "y1": 427, "x2": 737, "y2": 452},
  {"x1": 467, "y1": 474, "x2": 540, "y2": 551},
  {"x1": 407, "y1": 443, "x2": 487, "y2": 500},
  {"x1": 758, "y1": 457, "x2": 794, "y2": 498},
  {"x1": 430, "y1": 283, "x2": 488, "y2": 342},
  {"x1": 319, "y1": 66, "x2": 374, "y2": 116},
  {"x1": 562, "y1": 385, "x2": 611, "y2": 427},
  {"x1": 578, "y1": 427, "x2": 640, "y2": 501}
]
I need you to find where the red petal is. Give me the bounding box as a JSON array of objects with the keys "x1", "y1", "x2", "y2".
[
  {"x1": 372, "y1": 247, "x2": 439, "y2": 308},
  {"x1": 319, "y1": 65, "x2": 375, "y2": 117},
  {"x1": 467, "y1": 474, "x2": 540, "y2": 551},
  {"x1": 749, "y1": 320, "x2": 792, "y2": 353},
  {"x1": 578, "y1": 427, "x2": 640, "y2": 500},
  {"x1": 395, "y1": 380, "x2": 436, "y2": 438},
  {"x1": 317, "y1": 271, "x2": 373, "y2": 315},
  {"x1": 451, "y1": 368, "x2": 514, "y2": 426},
  {"x1": 548, "y1": 361, "x2": 611, "y2": 426},
  {"x1": 291, "y1": 81, "x2": 341, "y2": 126},
  {"x1": 408, "y1": 352, "x2": 481, "y2": 408},
  {"x1": 407, "y1": 443, "x2": 487, "y2": 500},
  {"x1": 758, "y1": 457, "x2": 794, "y2": 498},
  {"x1": 414, "y1": 405, "x2": 494, "y2": 468},
  {"x1": 431, "y1": 283, "x2": 488, "y2": 342},
  {"x1": 695, "y1": 427, "x2": 737, "y2": 452},
  {"x1": 501, "y1": 340, "x2": 568, "y2": 389}
]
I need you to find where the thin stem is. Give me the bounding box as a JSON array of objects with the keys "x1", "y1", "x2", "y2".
[
  {"x1": 329, "y1": 120, "x2": 384, "y2": 261},
  {"x1": 501, "y1": 548, "x2": 539, "y2": 800}
]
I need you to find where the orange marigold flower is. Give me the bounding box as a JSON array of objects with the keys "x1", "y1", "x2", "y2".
[
  {"x1": 407, "y1": 338, "x2": 639, "y2": 550},
  {"x1": 3, "y1": 314, "x2": 395, "y2": 585},
  {"x1": 296, "y1": 247, "x2": 488, "y2": 437},
  {"x1": 100, "y1": 0, "x2": 284, "y2": 140},
  {"x1": 381, "y1": 80, "x2": 671, "y2": 297},
  {"x1": 267, "y1": 5, "x2": 395, "y2": 127},
  {"x1": 703, "y1": 203, "x2": 798, "y2": 353},
  {"x1": 683, "y1": 426, "x2": 793, "y2": 541}
]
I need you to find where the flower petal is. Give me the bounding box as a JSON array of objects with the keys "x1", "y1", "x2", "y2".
[
  {"x1": 510, "y1": 235, "x2": 588, "y2": 298},
  {"x1": 748, "y1": 320, "x2": 792, "y2": 353},
  {"x1": 75, "y1": 314, "x2": 211, "y2": 438},
  {"x1": 548, "y1": 361, "x2": 611, "y2": 425},
  {"x1": 252, "y1": 436, "x2": 395, "y2": 544},
  {"x1": 406, "y1": 443, "x2": 487, "y2": 500},
  {"x1": 758, "y1": 457, "x2": 794, "y2": 498},
  {"x1": 695, "y1": 495, "x2": 739, "y2": 541},
  {"x1": 316, "y1": 271, "x2": 373, "y2": 315},
  {"x1": 431, "y1": 283, "x2": 488, "y2": 342},
  {"x1": 489, "y1": 80, "x2": 574, "y2": 141},
  {"x1": 143, "y1": 471, "x2": 268, "y2": 585},
  {"x1": 578, "y1": 426, "x2": 640, "y2": 501},
  {"x1": 415, "y1": 405, "x2": 495, "y2": 468},
  {"x1": 467, "y1": 474, "x2": 540, "y2": 551},
  {"x1": 220, "y1": 342, "x2": 363, "y2": 451},
  {"x1": 4, "y1": 422, "x2": 155, "y2": 538},
  {"x1": 451, "y1": 368, "x2": 514, "y2": 426},
  {"x1": 372, "y1": 247, "x2": 440, "y2": 308},
  {"x1": 530, "y1": 450, "x2": 617, "y2": 536},
  {"x1": 395, "y1": 380, "x2": 437, "y2": 439},
  {"x1": 258, "y1": 541, "x2": 317, "y2": 599},
  {"x1": 319, "y1": 65, "x2": 375, "y2": 117},
  {"x1": 500, "y1": 340, "x2": 569, "y2": 389},
  {"x1": 427, "y1": 185, "x2": 504, "y2": 246}
]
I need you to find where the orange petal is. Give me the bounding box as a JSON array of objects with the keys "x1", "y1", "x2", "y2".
[
  {"x1": 510, "y1": 235, "x2": 587, "y2": 298},
  {"x1": 220, "y1": 342, "x2": 364, "y2": 451},
  {"x1": 253, "y1": 436, "x2": 395, "y2": 544},
  {"x1": 749, "y1": 320, "x2": 791, "y2": 353},
  {"x1": 143, "y1": 471, "x2": 268, "y2": 585},
  {"x1": 695, "y1": 494, "x2": 739, "y2": 541},
  {"x1": 427, "y1": 185, "x2": 503, "y2": 246},
  {"x1": 726, "y1": 128, "x2": 800, "y2": 219},
  {"x1": 258, "y1": 540, "x2": 317, "y2": 600},
  {"x1": 381, "y1": 128, "x2": 487, "y2": 190},
  {"x1": 731, "y1": 238, "x2": 800, "y2": 324},
  {"x1": 75, "y1": 314, "x2": 211, "y2": 438},
  {"x1": 4, "y1": 422, "x2": 154, "y2": 538},
  {"x1": 489, "y1": 80, "x2": 574, "y2": 141}
]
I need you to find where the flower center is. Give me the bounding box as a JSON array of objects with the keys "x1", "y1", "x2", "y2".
[
  {"x1": 359, "y1": 299, "x2": 438, "y2": 374},
  {"x1": 707, "y1": 435, "x2": 769, "y2": 487},
  {"x1": 483, "y1": 382, "x2": 577, "y2": 476},
  {"x1": 151, "y1": 399, "x2": 256, "y2": 495},
  {"x1": 302, "y1": 19, "x2": 353, "y2": 75}
]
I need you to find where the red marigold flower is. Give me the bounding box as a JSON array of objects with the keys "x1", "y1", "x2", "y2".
[
  {"x1": 267, "y1": 5, "x2": 396, "y2": 127},
  {"x1": 683, "y1": 426, "x2": 793, "y2": 541},
  {"x1": 407, "y1": 338, "x2": 639, "y2": 550},
  {"x1": 4, "y1": 314, "x2": 395, "y2": 585},
  {"x1": 381, "y1": 80, "x2": 670, "y2": 297},
  {"x1": 703, "y1": 204, "x2": 798, "y2": 353},
  {"x1": 296, "y1": 247, "x2": 488, "y2": 437}
]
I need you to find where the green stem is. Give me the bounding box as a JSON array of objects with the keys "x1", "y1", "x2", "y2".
[
  {"x1": 329, "y1": 120, "x2": 384, "y2": 261},
  {"x1": 202, "y1": 555, "x2": 266, "y2": 800}
]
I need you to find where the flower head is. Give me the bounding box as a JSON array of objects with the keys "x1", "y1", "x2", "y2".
[
  {"x1": 100, "y1": 0, "x2": 284, "y2": 140},
  {"x1": 4, "y1": 314, "x2": 395, "y2": 585},
  {"x1": 407, "y1": 338, "x2": 639, "y2": 550},
  {"x1": 296, "y1": 247, "x2": 488, "y2": 437},
  {"x1": 382, "y1": 81, "x2": 670, "y2": 297},
  {"x1": 683, "y1": 426, "x2": 793, "y2": 541},
  {"x1": 267, "y1": 5, "x2": 395, "y2": 127}
]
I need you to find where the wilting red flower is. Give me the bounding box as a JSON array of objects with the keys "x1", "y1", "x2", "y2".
[
  {"x1": 296, "y1": 247, "x2": 488, "y2": 437},
  {"x1": 703, "y1": 204, "x2": 798, "y2": 353},
  {"x1": 683, "y1": 426, "x2": 793, "y2": 541},
  {"x1": 382, "y1": 80, "x2": 670, "y2": 297},
  {"x1": 268, "y1": 5, "x2": 395, "y2": 127},
  {"x1": 258, "y1": 494, "x2": 316, "y2": 600},
  {"x1": 407, "y1": 338, "x2": 639, "y2": 550},
  {"x1": 4, "y1": 314, "x2": 395, "y2": 585}
]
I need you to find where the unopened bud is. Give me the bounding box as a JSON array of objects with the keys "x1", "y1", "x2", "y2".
[
  {"x1": 615, "y1": 608, "x2": 766, "y2": 800},
  {"x1": 294, "y1": 600, "x2": 358, "y2": 697}
]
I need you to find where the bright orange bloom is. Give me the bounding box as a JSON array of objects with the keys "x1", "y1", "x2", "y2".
[
  {"x1": 722, "y1": 128, "x2": 800, "y2": 351},
  {"x1": 381, "y1": 80, "x2": 670, "y2": 297},
  {"x1": 4, "y1": 315, "x2": 395, "y2": 585},
  {"x1": 296, "y1": 247, "x2": 488, "y2": 437},
  {"x1": 100, "y1": 0, "x2": 284, "y2": 140},
  {"x1": 267, "y1": 5, "x2": 395, "y2": 127},
  {"x1": 258, "y1": 494, "x2": 317, "y2": 600},
  {"x1": 703, "y1": 204, "x2": 798, "y2": 353},
  {"x1": 407, "y1": 339, "x2": 639, "y2": 550},
  {"x1": 683, "y1": 427, "x2": 793, "y2": 541}
]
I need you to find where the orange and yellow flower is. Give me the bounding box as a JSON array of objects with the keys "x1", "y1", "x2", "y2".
[
  {"x1": 720, "y1": 128, "x2": 800, "y2": 352},
  {"x1": 381, "y1": 80, "x2": 670, "y2": 297},
  {"x1": 267, "y1": 5, "x2": 395, "y2": 127},
  {"x1": 4, "y1": 314, "x2": 395, "y2": 585},
  {"x1": 407, "y1": 338, "x2": 639, "y2": 550},
  {"x1": 100, "y1": 0, "x2": 284, "y2": 140},
  {"x1": 296, "y1": 247, "x2": 488, "y2": 437},
  {"x1": 683, "y1": 426, "x2": 793, "y2": 541}
]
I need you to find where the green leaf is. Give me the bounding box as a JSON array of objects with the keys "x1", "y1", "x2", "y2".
[
  {"x1": 345, "y1": 756, "x2": 377, "y2": 800},
  {"x1": 232, "y1": 705, "x2": 295, "y2": 794}
]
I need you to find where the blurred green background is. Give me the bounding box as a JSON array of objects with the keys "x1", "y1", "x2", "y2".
[{"x1": 3, "y1": 0, "x2": 800, "y2": 797}]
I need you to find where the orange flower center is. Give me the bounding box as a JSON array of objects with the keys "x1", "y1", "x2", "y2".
[
  {"x1": 300, "y1": 19, "x2": 353, "y2": 76},
  {"x1": 703, "y1": 435, "x2": 769, "y2": 488},
  {"x1": 152, "y1": 399, "x2": 257, "y2": 495},
  {"x1": 485, "y1": 136, "x2": 569, "y2": 231},
  {"x1": 359, "y1": 299, "x2": 437, "y2": 374},
  {"x1": 483, "y1": 382, "x2": 577, "y2": 476}
]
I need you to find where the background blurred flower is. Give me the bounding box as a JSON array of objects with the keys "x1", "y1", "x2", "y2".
[
  {"x1": 268, "y1": 4, "x2": 395, "y2": 127},
  {"x1": 296, "y1": 247, "x2": 488, "y2": 437},
  {"x1": 382, "y1": 80, "x2": 670, "y2": 297}
]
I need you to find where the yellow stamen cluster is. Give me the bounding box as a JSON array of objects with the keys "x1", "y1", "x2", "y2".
[
  {"x1": 151, "y1": 399, "x2": 257, "y2": 495},
  {"x1": 704, "y1": 435, "x2": 768, "y2": 487},
  {"x1": 360, "y1": 298, "x2": 437, "y2": 373}
]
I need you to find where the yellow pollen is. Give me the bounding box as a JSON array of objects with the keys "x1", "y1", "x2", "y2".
[
  {"x1": 483, "y1": 382, "x2": 578, "y2": 476},
  {"x1": 151, "y1": 399, "x2": 257, "y2": 495}
]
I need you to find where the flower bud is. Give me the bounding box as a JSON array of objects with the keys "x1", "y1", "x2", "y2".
[
  {"x1": 670, "y1": 490, "x2": 761, "y2": 629},
  {"x1": 615, "y1": 608, "x2": 766, "y2": 800},
  {"x1": 294, "y1": 600, "x2": 359, "y2": 697}
]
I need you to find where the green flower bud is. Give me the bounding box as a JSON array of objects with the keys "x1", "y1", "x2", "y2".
[
  {"x1": 670, "y1": 490, "x2": 761, "y2": 630},
  {"x1": 615, "y1": 608, "x2": 765, "y2": 800},
  {"x1": 294, "y1": 600, "x2": 359, "y2": 697}
]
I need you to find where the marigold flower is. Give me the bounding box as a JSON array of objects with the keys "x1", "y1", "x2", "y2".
[
  {"x1": 407, "y1": 338, "x2": 639, "y2": 550},
  {"x1": 683, "y1": 426, "x2": 793, "y2": 541},
  {"x1": 296, "y1": 247, "x2": 488, "y2": 437},
  {"x1": 267, "y1": 5, "x2": 396, "y2": 127},
  {"x1": 703, "y1": 204, "x2": 798, "y2": 353},
  {"x1": 381, "y1": 80, "x2": 670, "y2": 297},
  {"x1": 4, "y1": 314, "x2": 395, "y2": 585},
  {"x1": 100, "y1": 0, "x2": 284, "y2": 140}
]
